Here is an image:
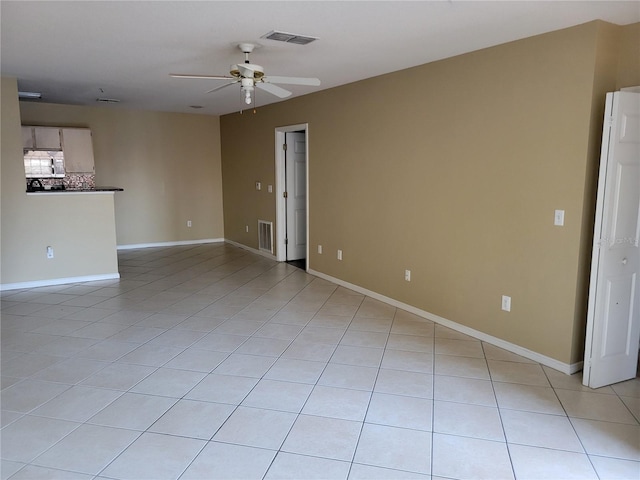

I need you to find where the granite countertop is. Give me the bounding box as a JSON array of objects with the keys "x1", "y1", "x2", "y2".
[{"x1": 26, "y1": 186, "x2": 123, "y2": 194}]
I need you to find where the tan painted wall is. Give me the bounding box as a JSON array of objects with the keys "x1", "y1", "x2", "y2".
[
  {"x1": 1, "y1": 77, "x2": 119, "y2": 285},
  {"x1": 221, "y1": 21, "x2": 639, "y2": 365},
  {"x1": 19, "y1": 103, "x2": 224, "y2": 246}
]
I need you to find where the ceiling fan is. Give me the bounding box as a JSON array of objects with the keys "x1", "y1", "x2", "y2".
[{"x1": 170, "y1": 43, "x2": 321, "y2": 106}]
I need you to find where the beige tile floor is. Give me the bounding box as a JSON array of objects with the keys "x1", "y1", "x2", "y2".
[{"x1": 1, "y1": 243, "x2": 639, "y2": 480}]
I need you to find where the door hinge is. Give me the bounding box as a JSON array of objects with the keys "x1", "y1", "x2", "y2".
[
  {"x1": 283, "y1": 143, "x2": 288, "y2": 151},
  {"x1": 283, "y1": 191, "x2": 288, "y2": 198},
  {"x1": 606, "y1": 115, "x2": 614, "y2": 128},
  {"x1": 284, "y1": 238, "x2": 288, "y2": 245}
]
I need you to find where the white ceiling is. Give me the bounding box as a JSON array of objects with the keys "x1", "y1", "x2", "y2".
[{"x1": 2, "y1": 1, "x2": 638, "y2": 116}]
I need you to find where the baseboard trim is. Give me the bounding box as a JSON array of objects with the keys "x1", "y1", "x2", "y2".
[
  {"x1": 224, "y1": 239, "x2": 277, "y2": 261},
  {"x1": 0, "y1": 273, "x2": 120, "y2": 291},
  {"x1": 117, "y1": 238, "x2": 224, "y2": 250},
  {"x1": 308, "y1": 268, "x2": 580, "y2": 375}
]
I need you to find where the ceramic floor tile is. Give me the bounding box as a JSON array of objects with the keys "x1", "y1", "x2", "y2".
[
  {"x1": 610, "y1": 378, "x2": 640, "y2": 398},
  {"x1": 1, "y1": 379, "x2": 69, "y2": 413},
  {"x1": 214, "y1": 319, "x2": 264, "y2": 336},
  {"x1": 148, "y1": 399, "x2": 234, "y2": 439},
  {"x1": 74, "y1": 339, "x2": 140, "y2": 361},
  {"x1": 435, "y1": 338, "x2": 484, "y2": 358},
  {"x1": 374, "y1": 368, "x2": 433, "y2": 399},
  {"x1": 30, "y1": 357, "x2": 110, "y2": 385},
  {"x1": 163, "y1": 348, "x2": 229, "y2": 372},
  {"x1": 117, "y1": 343, "x2": 185, "y2": 367},
  {"x1": 213, "y1": 353, "x2": 276, "y2": 378},
  {"x1": 487, "y1": 360, "x2": 550, "y2": 386},
  {"x1": 354, "y1": 423, "x2": 431, "y2": 475},
  {"x1": 318, "y1": 363, "x2": 378, "y2": 391},
  {"x1": 87, "y1": 392, "x2": 177, "y2": 430},
  {"x1": 493, "y1": 382, "x2": 565, "y2": 415},
  {"x1": 31, "y1": 385, "x2": 122, "y2": 422},
  {"x1": 241, "y1": 378, "x2": 313, "y2": 413},
  {"x1": 234, "y1": 336, "x2": 292, "y2": 356},
  {"x1": 348, "y1": 464, "x2": 431, "y2": 479},
  {"x1": 556, "y1": 388, "x2": 638, "y2": 424},
  {"x1": 212, "y1": 406, "x2": 297, "y2": 450},
  {"x1": 571, "y1": 418, "x2": 640, "y2": 461},
  {"x1": 191, "y1": 332, "x2": 249, "y2": 352},
  {"x1": 265, "y1": 452, "x2": 351, "y2": 480},
  {"x1": 340, "y1": 330, "x2": 388, "y2": 348},
  {"x1": 99, "y1": 432, "x2": 206, "y2": 480},
  {"x1": 501, "y1": 409, "x2": 584, "y2": 452},
  {"x1": 180, "y1": 441, "x2": 277, "y2": 480},
  {"x1": 433, "y1": 400, "x2": 503, "y2": 441},
  {"x1": 330, "y1": 344, "x2": 384, "y2": 367},
  {"x1": 308, "y1": 313, "x2": 354, "y2": 329},
  {"x1": 1, "y1": 410, "x2": 23, "y2": 428},
  {"x1": 588, "y1": 455, "x2": 640, "y2": 480},
  {"x1": 253, "y1": 322, "x2": 304, "y2": 340},
  {"x1": 281, "y1": 414, "x2": 362, "y2": 461},
  {"x1": 107, "y1": 326, "x2": 166, "y2": 344},
  {"x1": 386, "y1": 333, "x2": 433, "y2": 353},
  {"x1": 8, "y1": 465, "x2": 92, "y2": 480},
  {"x1": 264, "y1": 357, "x2": 327, "y2": 384},
  {"x1": 185, "y1": 373, "x2": 259, "y2": 405},
  {"x1": 509, "y1": 444, "x2": 598, "y2": 479},
  {"x1": 80, "y1": 363, "x2": 156, "y2": 390},
  {"x1": 434, "y1": 354, "x2": 489, "y2": 379},
  {"x1": 302, "y1": 385, "x2": 371, "y2": 421},
  {"x1": 433, "y1": 374, "x2": 496, "y2": 406},
  {"x1": 348, "y1": 316, "x2": 393, "y2": 333},
  {"x1": 431, "y1": 433, "x2": 514, "y2": 480},
  {"x1": 281, "y1": 339, "x2": 337, "y2": 362},
  {"x1": 147, "y1": 328, "x2": 206, "y2": 348},
  {"x1": 0, "y1": 415, "x2": 79, "y2": 463},
  {"x1": 381, "y1": 349, "x2": 433, "y2": 374},
  {"x1": 366, "y1": 392, "x2": 432, "y2": 431},
  {"x1": 129, "y1": 367, "x2": 206, "y2": 398},
  {"x1": 482, "y1": 343, "x2": 537, "y2": 364},
  {"x1": 31, "y1": 424, "x2": 140, "y2": 475}
]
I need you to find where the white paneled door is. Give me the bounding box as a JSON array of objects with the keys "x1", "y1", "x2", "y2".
[
  {"x1": 285, "y1": 131, "x2": 307, "y2": 261},
  {"x1": 584, "y1": 91, "x2": 640, "y2": 388}
]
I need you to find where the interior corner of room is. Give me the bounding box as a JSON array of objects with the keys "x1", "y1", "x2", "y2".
[{"x1": 1, "y1": 19, "x2": 638, "y2": 385}]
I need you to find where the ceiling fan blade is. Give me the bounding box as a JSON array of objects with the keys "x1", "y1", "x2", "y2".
[
  {"x1": 256, "y1": 82, "x2": 292, "y2": 98},
  {"x1": 206, "y1": 81, "x2": 238, "y2": 94},
  {"x1": 263, "y1": 76, "x2": 321, "y2": 86},
  {"x1": 170, "y1": 73, "x2": 233, "y2": 80}
]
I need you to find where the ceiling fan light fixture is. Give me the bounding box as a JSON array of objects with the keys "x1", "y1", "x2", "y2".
[{"x1": 261, "y1": 31, "x2": 318, "y2": 45}]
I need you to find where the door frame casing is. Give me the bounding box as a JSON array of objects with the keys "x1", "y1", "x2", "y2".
[{"x1": 274, "y1": 123, "x2": 309, "y2": 265}]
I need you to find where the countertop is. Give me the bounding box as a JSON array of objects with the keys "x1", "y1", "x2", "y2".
[{"x1": 26, "y1": 186, "x2": 123, "y2": 195}]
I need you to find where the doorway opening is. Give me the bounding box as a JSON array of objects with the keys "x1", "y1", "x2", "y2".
[{"x1": 275, "y1": 124, "x2": 309, "y2": 271}]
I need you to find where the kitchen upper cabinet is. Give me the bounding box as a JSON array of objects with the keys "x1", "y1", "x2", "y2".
[
  {"x1": 22, "y1": 126, "x2": 62, "y2": 150},
  {"x1": 62, "y1": 128, "x2": 95, "y2": 173}
]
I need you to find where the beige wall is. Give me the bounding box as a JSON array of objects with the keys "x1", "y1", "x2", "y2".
[
  {"x1": 19, "y1": 103, "x2": 224, "y2": 246},
  {"x1": 1, "y1": 77, "x2": 119, "y2": 285},
  {"x1": 221, "y1": 21, "x2": 639, "y2": 366}
]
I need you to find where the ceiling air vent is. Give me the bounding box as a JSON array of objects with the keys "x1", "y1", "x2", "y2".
[
  {"x1": 96, "y1": 98, "x2": 120, "y2": 104},
  {"x1": 261, "y1": 31, "x2": 318, "y2": 45}
]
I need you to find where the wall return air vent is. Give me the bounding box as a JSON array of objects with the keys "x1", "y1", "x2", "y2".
[
  {"x1": 261, "y1": 31, "x2": 318, "y2": 45},
  {"x1": 258, "y1": 220, "x2": 274, "y2": 254}
]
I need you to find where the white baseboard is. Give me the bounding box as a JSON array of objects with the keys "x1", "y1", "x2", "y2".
[
  {"x1": 308, "y1": 268, "x2": 580, "y2": 375},
  {"x1": 0, "y1": 273, "x2": 120, "y2": 291},
  {"x1": 117, "y1": 238, "x2": 224, "y2": 250},
  {"x1": 224, "y1": 239, "x2": 277, "y2": 261}
]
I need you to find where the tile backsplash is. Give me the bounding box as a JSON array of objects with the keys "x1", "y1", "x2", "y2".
[{"x1": 27, "y1": 173, "x2": 96, "y2": 190}]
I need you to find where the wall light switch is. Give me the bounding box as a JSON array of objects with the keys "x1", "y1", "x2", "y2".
[
  {"x1": 256, "y1": 182, "x2": 261, "y2": 191},
  {"x1": 187, "y1": 220, "x2": 192, "y2": 228},
  {"x1": 337, "y1": 249, "x2": 343, "y2": 261},
  {"x1": 46, "y1": 246, "x2": 54, "y2": 259},
  {"x1": 245, "y1": 225, "x2": 249, "y2": 233},
  {"x1": 501, "y1": 295, "x2": 511, "y2": 312},
  {"x1": 404, "y1": 269, "x2": 411, "y2": 282},
  {"x1": 554, "y1": 210, "x2": 565, "y2": 226},
  {"x1": 318, "y1": 245, "x2": 323, "y2": 254}
]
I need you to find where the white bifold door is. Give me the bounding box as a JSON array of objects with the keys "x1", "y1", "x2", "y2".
[
  {"x1": 583, "y1": 91, "x2": 640, "y2": 389},
  {"x1": 285, "y1": 131, "x2": 307, "y2": 261}
]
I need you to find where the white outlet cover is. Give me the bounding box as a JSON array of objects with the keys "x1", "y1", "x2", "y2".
[
  {"x1": 554, "y1": 209, "x2": 565, "y2": 226},
  {"x1": 318, "y1": 245, "x2": 323, "y2": 254},
  {"x1": 501, "y1": 295, "x2": 511, "y2": 312},
  {"x1": 337, "y1": 249, "x2": 343, "y2": 260}
]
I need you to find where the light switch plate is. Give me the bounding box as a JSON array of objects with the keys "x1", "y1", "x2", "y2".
[{"x1": 554, "y1": 210, "x2": 565, "y2": 226}]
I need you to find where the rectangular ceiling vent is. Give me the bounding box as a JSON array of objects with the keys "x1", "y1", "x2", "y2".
[{"x1": 261, "y1": 31, "x2": 318, "y2": 45}]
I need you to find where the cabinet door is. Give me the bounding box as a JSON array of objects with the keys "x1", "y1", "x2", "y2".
[
  {"x1": 62, "y1": 128, "x2": 95, "y2": 173},
  {"x1": 34, "y1": 127, "x2": 62, "y2": 150},
  {"x1": 22, "y1": 127, "x2": 35, "y2": 149}
]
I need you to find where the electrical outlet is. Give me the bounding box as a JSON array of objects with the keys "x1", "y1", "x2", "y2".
[
  {"x1": 268, "y1": 185, "x2": 273, "y2": 193},
  {"x1": 318, "y1": 245, "x2": 323, "y2": 254},
  {"x1": 501, "y1": 295, "x2": 511, "y2": 312},
  {"x1": 187, "y1": 220, "x2": 192, "y2": 228},
  {"x1": 337, "y1": 249, "x2": 343, "y2": 261},
  {"x1": 255, "y1": 182, "x2": 261, "y2": 191},
  {"x1": 46, "y1": 246, "x2": 54, "y2": 259},
  {"x1": 404, "y1": 269, "x2": 411, "y2": 281}
]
